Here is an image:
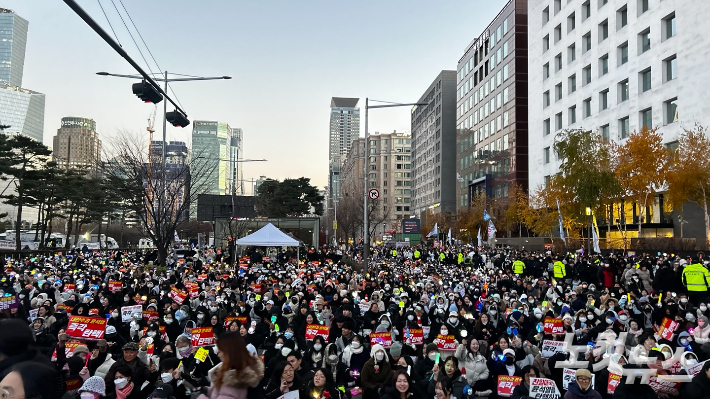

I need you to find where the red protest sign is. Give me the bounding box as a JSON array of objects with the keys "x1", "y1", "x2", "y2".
[
  {"x1": 142, "y1": 326, "x2": 167, "y2": 341},
  {"x1": 607, "y1": 373, "x2": 622, "y2": 394},
  {"x1": 63, "y1": 283, "x2": 75, "y2": 293},
  {"x1": 224, "y1": 316, "x2": 248, "y2": 328},
  {"x1": 191, "y1": 327, "x2": 215, "y2": 347},
  {"x1": 146, "y1": 343, "x2": 154, "y2": 356},
  {"x1": 543, "y1": 317, "x2": 563, "y2": 334},
  {"x1": 370, "y1": 332, "x2": 392, "y2": 348},
  {"x1": 497, "y1": 375, "x2": 522, "y2": 397},
  {"x1": 108, "y1": 280, "x2": 122, "y2": 293},
  {"x1": 658, "y1": 317, "x2": 679, "y2": 340},
  {"x1": 56, "y1": 303, "x2": 73, "y2": 313},
  {"x1": 403, "y1": 328, "x2": 424, "y2": 345},
  {"x1": 648, "y1": 376, "x2": 680, "y2": 396},
  {"x1": 197, "y1": 274, "x2": 208, "y2": 282},
  {"x1": 185, "y1": 282, "x2": 199, "y2": 298},
  {"x1": 142, "y1": 309, "x2": 159, "y2": 322},
  {"x1": 434, "y1": 334, "x2": 456, "y2": 351},
  {"x1": 305, "y1": 324, "x2": 330, "y2": 340},
  {"x1": 51, "y1": 342, "x2": 82, "y2": 361},
  {"x1": 169, "y1": 287, "x2": 187, "y2": 305},
  {"x1": 66, "y1": 316, "x2": 106, "y2": 340}
]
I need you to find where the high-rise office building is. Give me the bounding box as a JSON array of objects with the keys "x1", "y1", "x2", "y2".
[
  {"x1": 529, "y1": 0, "x2": 710, "y2": 239},
  {"x1": 191, "y1": 120, "x2": 233, "y2": 197},
  {"x1": 328, "y1": 97, "x2": 360, "y2": 207},
  {"x1": 0, "y1": 8, "x2": 27, "y2": 88},
  {"x1": 340, "y1": 131, "x2": 412, "y2": 240},
  {"x1": 456, "y1": 0, "x2": 528, "y2": 210},
  {"x1": 52, "y1": 117, "x2": 101, "y2": 170},
  {"x1": 149, "y1": 140, "x2": 190, "y2": 221},
  {"x1": 411, "y1": 71, "x2": 457, "y2": 220},
  {"x1": 0, "y1": 9, "x2": 44, "y2": 143}
]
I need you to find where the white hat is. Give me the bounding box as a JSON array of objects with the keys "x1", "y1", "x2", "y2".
[
  {"x1": 80, "y1": 376, "x2": 106, "y2": 395},
  {"x1": 502, "y1": 348, "x2": 515, "y2": 357}
]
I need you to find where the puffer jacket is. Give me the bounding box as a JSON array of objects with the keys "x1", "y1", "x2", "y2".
[
  {"x1": 693, "y1": 316, "x2": 710, "y2": 344},
  {"x1": 198, "y1": 358, "x2": 264, "y2": 399},
  {"x1": 635, "y1": 269, "x2": 652, "y2": 292},
  {"x1": 454, "y1": 345, "x2": 489, "y2": 383}
]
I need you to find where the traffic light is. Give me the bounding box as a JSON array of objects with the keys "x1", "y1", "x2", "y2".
[
  {"x1": 166, "y1": 109, "x2": 190, "y2": 127},
  {"x1": 132, "y1": 80, "x2": 163, "y2": 104}
]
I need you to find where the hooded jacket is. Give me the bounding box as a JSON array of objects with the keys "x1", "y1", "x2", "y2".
[
  {"x1": 361, "y1": 344, "x2": 392, "y2": 391},
  {"x1": 564, "y1": 381, "x2": 602, "y2": 399}
]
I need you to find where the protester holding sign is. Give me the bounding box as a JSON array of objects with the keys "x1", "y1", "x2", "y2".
[
  {"x1": 511, "y1": 365, "x2": 539, "y2": 399},
  {"x1": 427, "y1": 356, "x2": 467, "y2": 399},
  {"x1": 563, "y1": 369, "x2": 600, "y2": 399},
  {"x1": 455, "y1": 338, "x2": 490, "y2": 395}
]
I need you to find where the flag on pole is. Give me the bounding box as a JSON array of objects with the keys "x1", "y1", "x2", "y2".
[
  {"x1": 487, "y1": 220, "x2": 497, "y2": 237},
  {"x1": 456, "y1": 173, "x2": 464, "y2": 183},
  {"x1": 174, "y1": 230, "x2": 180, "y2": 242},
  {"x1": 592, "y1": 212, "x2": 601, "y2": 253},
  {"x1": 427, "y1": 223, "x2": 439, "y2": 238},
  {"x1": 447, "y1": 228, "x2": 452, "y2": 245},
  {"x1": 477, "y1": 227, "x2": 482, "y2": 247},
  {"x1": 483, "y1": 210, "x2": 491, "y2": 221},
  {"x1": 556, "y1": 199, "x2": 566, "y2": 244}
]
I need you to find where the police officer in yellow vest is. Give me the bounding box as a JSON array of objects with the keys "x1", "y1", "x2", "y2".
[
  {"x1": 458, "y1": 252, "x2": 464, "y2": 265},
  {"x1": 513, "y1": 259, "x2": 526, "y2": 275},
  {"x1": 414, "y1": 249, "x2": 420, "y2": 260},
  {"x1": 683, "y1": 261, "x2": 710, "y2": 302},
  {"x1": 439, "y1": 252, "x2": 446, "y2": 263},
  {"x1": 392, "y1": 248, "x2": 397, "y2": 258},
  {"x1": 553, "y1": 258, "x2": 566, "y2": 279}
]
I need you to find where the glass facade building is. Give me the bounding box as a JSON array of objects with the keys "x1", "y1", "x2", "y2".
[
  {"x1": 0, "y1": 8, "x2": 28, "y2": 88},
  {"x1": 191, "y1": 120, "x2": 233, "y2": 196},
  {"x1": 328, "y1": 98, "x2": 360, "y2": 205},
  {"x1": 0, "y1": 83, "x2": 45, "y2": 142}
]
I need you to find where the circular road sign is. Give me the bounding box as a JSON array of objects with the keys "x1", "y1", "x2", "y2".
[{"x1": 368, "y1": 188, "x2": 380, "y2": 200}]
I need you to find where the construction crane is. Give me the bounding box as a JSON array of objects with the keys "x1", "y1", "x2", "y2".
[{"x1": 146, "y1": 105, "x2": 157, "y2": 227}]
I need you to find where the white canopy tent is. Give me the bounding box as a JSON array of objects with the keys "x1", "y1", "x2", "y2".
[{"x1": 236, "y1": 223, "x2": 300, "y2": 259}]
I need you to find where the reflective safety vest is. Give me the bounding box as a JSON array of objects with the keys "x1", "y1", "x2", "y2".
[
  {"x1": 392, "y1": 250, "x2": 397, "y2": 257},
  {"x1": 458, "y1": 253, "x2": 464, "y2": 264},
  {"x1": 414, "y1": 250, "x2": 420, "y2": 259},
  {"x1": 553, "y1": 261, "x2": 566, "y2": 278},
  {"x1": 513, "y1": 260, "x2": 525, "y2": 274},
  {"x1": 439, "y1": 253, "x2": 446, "y2": 261},
  {"x1": 682, "y1": 263, "x2": 710, "y2": 292}
]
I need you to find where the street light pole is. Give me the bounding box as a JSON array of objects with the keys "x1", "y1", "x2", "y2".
[{"x1": 361, "y1": 98, "x2": 431, "y2": 273}]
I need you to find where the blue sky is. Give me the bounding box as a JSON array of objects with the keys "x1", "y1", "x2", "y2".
[{"x1": 7, "y1": 0, "x2": 508, "y2": 190}]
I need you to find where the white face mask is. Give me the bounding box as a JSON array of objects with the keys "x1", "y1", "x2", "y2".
[
  {"x1": 375, "y1": 352, "x2": 384, "y2": 361},
  {"x1": 681, "y1": 298, "x2": 688, "y2": 304},
  {"x1": 80, "y1": 392, "x2": 96, "y2": 399},
  {"x1": 605, "y1": 318, "x2": 613, "y2": 324},
  {"x1": 165, "y1": 318, "x2": 173, "y2": 324},
  {"x1": 428, "y1": 352, "x2": 438, "y2": 361},
  {"x1": 161, "y1": 372, "x2": 173, "y2": 383},
  {"x1": 440, "y1": 329, "x2": 449, "y2": 335},
  {"x1": 579, "y1": 316, "x2": 587, "y2": 322},
  {"x1": 686, "y1": 358, "x2": 699, "y2": 366},
  {"x1": 352, "y1": 342, "x2": 361, "y2": 349},
  {"x1": 701, "y1": 306, "x2": 708, "y2": 312},
  {"x1": 328, "y1": 354, "x2": 338, "y2": 361},
  {"x1": 275, "y1": 343, "x2": 284, "y2": 350},
  {"x1": 449, "y1": 317, "x2": 458, "y2": 324},
  {"x1": 111, "y1": 312, "x2": 119, "y2": 318},
  {"x1": 313, "y1": 344, "x2": 322, "y2": 351},
  {"x1": 619, "y1": 315, "x2": 628, "y2": 322},
  {"x1": 407, "y1": 315, "x2": 414, "y2": 321},
  {"x1": 381, "y1": 321, "x2": 390, "y2": 327},
  {"x1": 114, "y1": 378, "x2": 128, "y2": 389},
  {"x1": 490, "y1": 309, "x2": 497, "y2": 315}
]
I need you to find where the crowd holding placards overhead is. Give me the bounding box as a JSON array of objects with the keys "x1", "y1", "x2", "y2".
[{"x1": 1, "y1": 244, "x2": 710, "y2": 399}]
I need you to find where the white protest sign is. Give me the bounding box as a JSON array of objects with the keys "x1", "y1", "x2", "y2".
[
  {"x1": 529, "y1": 377, "x2": 561, "y2": 399},
  {"x1": 28, "y1": 308, "x2": 38, "y2": 322},
  {"x1": 121, "y1": 305, "x2": 142, "y2": 322},
  {"x1": 562, "y1": 368, "x2": 594, "y2": 390},
  {"x1": 276, "y1": 391, "x2": 299, "y2": 399},
  {"x1": 686, "y1": 359, "x2": 709, "y2": 378},
  {"x1": 541, "y1": 340, "x2": 567, "y2": 358}
]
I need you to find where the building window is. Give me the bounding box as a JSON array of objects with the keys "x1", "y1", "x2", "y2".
[
  {"x1": 503, "y1": 41, "x2": 509, "y2": 58},
  {"x1": 663, "y1": 13, "x2": 676, "y2": 40},
  {"x1": 504, "y1": 111, "x2": 509, "y2": 127},
  {"x1": 555, "y1": 53, "x2": 563, "y2": 71},
  {"x1": 555, "y1": 83, "x2": 563, "y2": 101},
  {"x1": 639, "y1": 29, "x2": 651, "y2": 54},
  {"x1": 582, "y1": 0, "x2": 591, "y2": 20},
  {"x1": 568, "y1": 74, "x2": 577, "y2": 93},
  {"x1": 503, "y1": 87, "x2": 509, "y2": 103},
  {"x1": 543, "y1": 6, "x2": 550, "y2": 24},
  {"x1": 583, "y1": 98, "x2": 592, "y2": 118},
  {"x1": 568, "y1": 43, "x2": 576, "y2": 63},
  {"x1": 543, "y1": 35, "x2": 550, "y2": 52},
  {"x1": 638, "y1": 0, "x2": 649, "y2": 15},
  {"x1": 569, "y1": 105, "x2": 577, "y2": 125},
  {"x1": 600, "y1": 124, "x2": 610, "y2": 140},
  {"x1": 543, "y1": 63, "x2": 550, "y2": 80},
  {"x1": 544, "y1": 147, "x2": 551, "y2": 164},
  {"x1": 544, "y1": 118, "x2": 551, "y2": 136},
  {"x1": 617, "y1": 5, "x2": 628, "y2": 30},
  {"x1": 599, "y1": 0, "x2": 608, "y2": 8},
  {"x1": 555, "y1": 112, "x2": 563, "y2": 130},
  {"x1": 619, "y1": 116, "x2": 630, "y2": 138},
  {"x1": 663, "y1": 55, "x2": 677, "y2": 82},
  {"x1": 619, "y1": 79, "x2": 629, "y2": 102},
  {"x1": 600, "y1": 89, "x2": 609, "y2": 111},
  {"x1": 640, "y1": 68, "x2": 652, "y2": 92},
  {"x1": 665, "y1": 97, "x2": 678, "y2": 124},
  {"x1": 618, "y1": 41, "x2": 629, "y2": 65},
  {"x1": 636, "y1": 110, "x2": 653, "y2": 134},
  {"x1": 568, "y1": 12, "x2": 576, "y2": 32},
  {"x1": 503, "y1": 63, "x2": 509, "y2": 80},
  {"x1": 555, "y1": 24, "x2": 562, "y2": 43},
  {"x1": 504, "y1": 18, "x2": 508, "y2": 35},
  {"x1": 583, "y1": 32, "x2": 592, "y2": 53},
  {"x1": 583, "y1": 64, "x2": 592, "y2": 85},
  {"x1": 554, "y1": 0, "x2": 562, "y2": 14},
  {"x1": 599, "y1": 54, "x2": 609, "y2": 76},
  {"x1": 599, "y1": 19, "x2": 609, "y2": 42}
]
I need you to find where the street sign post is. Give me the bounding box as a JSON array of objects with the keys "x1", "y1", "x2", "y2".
[{"x1": 368, "y1": 188, "x2": 380, "y2": 200}]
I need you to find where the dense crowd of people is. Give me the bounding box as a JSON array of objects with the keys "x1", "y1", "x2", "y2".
[{"x1": 1, "y1": 244, "x2": 710, "y2": 399}]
